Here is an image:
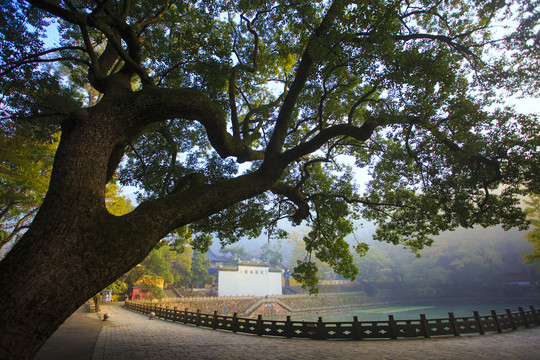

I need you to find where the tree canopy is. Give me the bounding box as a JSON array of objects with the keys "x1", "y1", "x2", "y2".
[{"x1": 0, "y1": 1, "x2": 539, "y2": 357}]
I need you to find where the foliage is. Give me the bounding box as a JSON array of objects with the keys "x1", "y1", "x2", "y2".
[
  {"x1": 140, "y1": 245, "x2": 183, "y2": 284},
  {"x1": 524, "y1": 195, "x2": 540, "y2": 270},
  {"x1": 106, "y1": 279, "x2": 128, "y2": 295},
  {"x1": 287, "y1": 229, "x2": 334, "y2": 293},
  {"x1": 0, "y1": 127, "x2": 58, "y2": 251}
]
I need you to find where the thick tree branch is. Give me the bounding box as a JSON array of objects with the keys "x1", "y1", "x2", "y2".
[
  {"x1": 78, "y1": 24, "x2": 99, "y2": 74},
  {"x1": 27, "y1": 0, "x2": 152, "y2": 89},
  {"x1": 90, "y1": 20, "x2": 151, "y2": 86},
  {"x1": 281, "y1": 121, "x2": 379, "y2": 165},
  {"x1": 119, "y1": 169, "x2": 275, "y2": 248},
  {"x1": 26, "y1": 0, "x2": 86, "y2": 24},
  {"x1": 127, "y1": 87, "x2": 264, "y2": 162},
  {"x1": 271, "y1": 182, "x2": 310, "y2": 224}
]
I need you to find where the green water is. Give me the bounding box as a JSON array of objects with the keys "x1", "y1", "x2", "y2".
[{"x1": 285, "y1": 299, "x2": 539, "y2": 322}]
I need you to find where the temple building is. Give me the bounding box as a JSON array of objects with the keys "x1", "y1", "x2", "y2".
[{"x1": 218, "y1": 261, "x2": 283, "y2": 297}]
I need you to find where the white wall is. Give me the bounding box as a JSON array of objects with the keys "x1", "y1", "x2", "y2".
[{"x1": 218, "y1": 264, "x2": 282, "y2": 297}]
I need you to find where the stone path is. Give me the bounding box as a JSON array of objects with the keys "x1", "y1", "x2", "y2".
[
  {"x1": 86, "y1": 302, "x2": 540, "y2": 360},
  {"x1": 34, "y1": 303, "x2": 102, "y2": 360}
]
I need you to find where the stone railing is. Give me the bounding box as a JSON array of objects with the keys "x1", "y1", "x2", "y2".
[{"x1": 124, "y1": 301, "x2": 540, "y2": 340}]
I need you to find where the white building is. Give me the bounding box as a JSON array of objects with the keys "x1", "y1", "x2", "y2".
[{"x1": 218, "y1": 261, "x2": 283, "y2": 297}]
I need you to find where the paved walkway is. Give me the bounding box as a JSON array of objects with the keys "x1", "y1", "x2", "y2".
[
  {"x1": 34, "y1": 303, "x2": 102, "y2": 360},
  {"x1": 35, "y1": 302, "x2": 540, "y2": 360}
]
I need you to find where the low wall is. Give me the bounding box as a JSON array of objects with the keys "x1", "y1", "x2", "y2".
[
  {"x1": 156, "y1": 296, "x2": 256, "y2": 315},
  {"x1": 154, "y1": 291, "x2": 389, "y2": 316}
]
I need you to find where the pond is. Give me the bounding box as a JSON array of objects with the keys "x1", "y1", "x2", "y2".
[{"x1": 281, "y1": 298, "x2": 540, "y2": 322}]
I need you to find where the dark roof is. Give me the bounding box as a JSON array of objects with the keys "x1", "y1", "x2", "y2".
[{"x1": 237, "y1": 260, "x2": 270, "y2": 267}]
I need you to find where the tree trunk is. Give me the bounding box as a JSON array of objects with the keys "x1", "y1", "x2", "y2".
[
  {"x1": 0, "y1": 108, "x2": 141, "y2": 359},
  {"x1": 0, "y1": 210, "x2": 155, "y2": 359}
]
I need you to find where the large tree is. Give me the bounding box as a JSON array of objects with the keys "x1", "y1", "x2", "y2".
[{"x1": 1, "y1": 0, "x2": 539, "y2": 358}]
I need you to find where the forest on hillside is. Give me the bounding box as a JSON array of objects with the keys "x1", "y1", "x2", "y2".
[{"x1": 340, "y1": 226, "x2": 538, "y2": 299}]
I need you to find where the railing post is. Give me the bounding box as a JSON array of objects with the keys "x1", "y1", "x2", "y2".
[
  {"x1": 530, "y1": 306, "x2": 540, "y2": 325},
  {"x1": 505, "y1": 309, "x2": 516, "y2": 330},
  {"x1": 213, "y1": 311, "x2": 218, "y2": 329},
  {"x1": 173, "y1": 306, "x2": 178, "y2": 322},
  {"x1": 285, "y1": 316, "x2": 293, "y2": 338},
  {"x1": 352, "y1": 316, "x2": 362, "y2": 340},
  {"x1": 256, "y1": 315, "x2": 264, "y2": 336},
  {"x1": 316, "y1": 317, "x2": 326, "y2": 340},
  {"x1": 490, "y1": 310, "x2": 502, "y2": 333},
  {"x1": 420, "y1": 314, "x2": 430, "y2": 338},
  {"x1": 388, "y1": 315, "x2": 398, "y2": 339},
  {"x1": 184, "y1": 307, "x2": 189, "y2": 324},
  {"x1": 518, "y1": 307, "x2": 529, "y2": 328},
  {"x1": 232, "y1": 313, "x2": 239, "y2": 333},
  {"x1": 473, "y1": 311, "x2": 485, "y2": 335},
  {"x1": 196, "y1": 309, "x2": 201, "y2": 327},
  {"x1": 448, "y1": 312, "x2": 460, "y2": 336}
]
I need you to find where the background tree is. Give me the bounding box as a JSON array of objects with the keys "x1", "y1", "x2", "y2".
[
  {"x1": 260, "y1": 241, "x2": 284, "y2": 268},
  {"x1": 524, "y1": 195, "x2": 540, "y2": 270},
  {"x1": 0, "y1": 1, "x2": 539, "y2": 358},
  {"x1": 0, "y1": 128, "x2": 57, "y2": 252},
  {"x1": 109, "y1": 243, "x2": 194, "y2": 295},
  {"x1": 189, "y1": 250, "x2": 212, "y2": 290},
  {"x1": 352, "y1": 226, "x2": 537, "y2": 298},
  {"x1": 0, "y1": 132, "x2": 131, "y2": 255},
  {"x1": 220, "y1": 245, "x2": 251, "y2": 261}
]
